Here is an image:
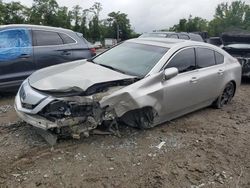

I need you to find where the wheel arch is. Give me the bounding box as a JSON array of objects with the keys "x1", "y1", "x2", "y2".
[{"x1": 229, "y1": 80, "x2": 237, "y2": 97}]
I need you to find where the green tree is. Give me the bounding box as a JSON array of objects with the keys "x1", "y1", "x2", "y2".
[
  {"x1": 0, "y1": 0, "x2": 137, "y2": 41},
  {"x1": 244, "y1": 4, "x2": 250, "y2": 30},
  {"x1": 0, "y1": 0, "x2": 5, "y2": 24},
  {"x1": 79, "y1": 9, "x2": 89, "y2": 38},
  {"x1": 2, "y1": 2, "x2": 28, "y2": 24},
  {"x1": 89, "y1": 2, "x2": 102, "y2": 17},
  {"x1": 170, "y1": 15, "x2": 208, "y2": 32},
  {"x1": 88, "y1": 2, "x2": 102, "y2": 41},
  {"x1": 55, "y1": 6, "x2": 71, "y2": 29},
  {"x1": 89, "y1": 16, "x2": 101, "y2": 41},
  {"x1": 209, "y1": 1, "x2": 249, "y2": 36},
  {"x1": 29, "y1": 0, "x2": 59, "y2": 25},
  {"x1": 107, "y1": 11, "x2": 132, "y2": 40},
  {"x1": 72, "y1": 5, "x2": 82, "y2": 32}
]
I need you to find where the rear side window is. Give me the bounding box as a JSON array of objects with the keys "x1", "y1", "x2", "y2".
[
  {"x1": 169, "y1": 34, "x2": 178, "y2": 39},
  {"x1": 214, "y1": 51, "x2": 224, "y2": 64},
  {"x1": 33, "y1": 30, "x2": 63, "y2": 46},
  {"x1": 75, "y1": 32, "x2": 89, "y2": 46},
  {"x1": 179, "y1": 34, "x2": 190, "y2": 40},
  {"x1": 196, "y1": 48, "x2": 216, "y2": 68},
  {"x1": 190, "y1": 35, "x2": 204, "y2": 42},
  {"x1": 59, "y1": 33, "x2": 75, "y2": 44},
  {"x1": 166, "y1": 48, "x2": 196, "y2": 73}
]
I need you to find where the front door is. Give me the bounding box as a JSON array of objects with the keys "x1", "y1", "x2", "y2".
[
  {"x1": 161, "y1": 48, "x2": 201, "y2": 119},
  {"x1": 0, "y1": 28, "x2": 34, "y2": 89}
]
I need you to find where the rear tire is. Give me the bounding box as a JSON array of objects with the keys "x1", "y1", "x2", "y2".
[{"x1": 213, "y1": 82, "x2": 235, "y2": 109}]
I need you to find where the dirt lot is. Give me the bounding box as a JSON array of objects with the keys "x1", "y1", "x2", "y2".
[{"x1": 0, "y1": 80, "x2": 250, "y2": 188}]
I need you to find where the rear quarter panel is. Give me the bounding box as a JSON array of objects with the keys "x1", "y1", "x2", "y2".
[
  {"x1": 70, "y1": 33, "x2": 93, "y2": 60},
  {"x1": 224, "y1": 56, "x2": 242, "y2": 92}
]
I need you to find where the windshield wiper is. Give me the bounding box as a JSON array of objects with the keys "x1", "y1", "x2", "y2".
[
  {"x1": 97, "y1": 63, "x2": 127, "y2": 74},
  {"x1": 88, "y1": 59, "x2": 133, "y2": 75}
]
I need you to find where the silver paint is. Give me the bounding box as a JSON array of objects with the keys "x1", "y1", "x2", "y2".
[{"x1": 15, "y1": 38, "x2": 242, "y2": 131}]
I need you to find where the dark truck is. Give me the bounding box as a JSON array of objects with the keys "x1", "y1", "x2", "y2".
[
  {"x1": 0, "y1": 24, "x2": 96, "y2": 91},
  {"x1": 221, "y1": 31, "x2": 250, "y2": 78}
]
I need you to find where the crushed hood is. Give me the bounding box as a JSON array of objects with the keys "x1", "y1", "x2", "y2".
[{"x1": 29, "y1": 60, "x2": 136, "y2": 93}]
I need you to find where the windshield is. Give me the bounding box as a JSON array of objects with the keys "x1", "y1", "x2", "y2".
[{"x1": 93, "y1": 42, "x2": 168, "y2": 77}]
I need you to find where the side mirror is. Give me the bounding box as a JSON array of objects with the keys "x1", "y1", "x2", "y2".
[{"x1": 163, "y1": 67, "x2": 178, "y2": 81}]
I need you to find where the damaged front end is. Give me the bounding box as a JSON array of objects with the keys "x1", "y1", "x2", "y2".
[
  {"x1": 221, "y1": 31, "x2": 250, "y2": 77},
  {"x1": 15, "y1": 78, "x2": 136, "y2": 143},
  {"x1": 223, "y1": 46, "x2": 250, "y2": 77}
]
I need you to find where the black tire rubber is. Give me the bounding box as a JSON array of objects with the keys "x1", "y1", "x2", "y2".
[
  {"x1": 120, "y1": 107, "x2": 156, "y2": 129},
  {"x1": 214, "y1": 82, "x2": 235, "y2": 109}
]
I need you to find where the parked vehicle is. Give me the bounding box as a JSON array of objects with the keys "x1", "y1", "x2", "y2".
[
  {"x1": 104, "y1": 38, "x2": 117, "y2": 48},
  {"x1": 139, "y1": 31, "x2": 204, "y2": 42},
  {"x1": 15, "y1": 37, "x2": 241, "y2": 143},
  {"x1": 93, "y1": 41, "x2": 102, "y2": 49},
  {"x1": 0, "y1": 24, "x2": 96, "y2": 91},
  {"x1": 207, "y1": 37, "x2": 222, "y2": 47},
  {"x1": 221, "y1": 31, "x2": 250, "y2": 78},
  {"x1": 192, "y1": 31, "x2": 209, "y2": 41}
]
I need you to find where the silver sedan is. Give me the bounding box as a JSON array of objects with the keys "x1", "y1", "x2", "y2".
[{"x1": 15, "y1": 37, "x2": 241, "y2": 141}]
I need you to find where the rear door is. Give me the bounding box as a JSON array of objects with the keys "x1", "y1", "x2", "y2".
[
  {"x1": 58, "y1": 32, "x2": 78, "y2": 62},
  {"x1": 0, "y1": 28, "x2": 34, "y2": 89},
  {"x1": 32, "y1": 29, "x2": 72, "y2": 69},
  {"x1": 195, "y1": 47, "x2": 226, "y2": 102}
]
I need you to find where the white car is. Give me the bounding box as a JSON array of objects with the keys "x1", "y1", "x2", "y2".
[{"x1": 15, "y1": 37, "x2": 241, "y2": 143}]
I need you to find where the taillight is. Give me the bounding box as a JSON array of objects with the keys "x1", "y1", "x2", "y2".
[{"x1": 90, "y1": 48, "x2": 96, "y2": 57}]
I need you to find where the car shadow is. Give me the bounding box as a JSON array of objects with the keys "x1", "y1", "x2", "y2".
[
  {"x1": 241, "y1": 77, "x2": 250, "y2": 84},
  {"x1": 0, "y1": 91, "x2": 18, "y2": 100}
]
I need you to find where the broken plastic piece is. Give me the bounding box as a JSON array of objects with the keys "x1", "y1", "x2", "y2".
[{"x1": 156, "y1": 141, "x2": 166, "y2": 149}]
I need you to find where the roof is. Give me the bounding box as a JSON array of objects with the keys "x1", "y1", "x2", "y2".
[
  {"x1": 127, "y1": 37, "x2": 225, "y2": 54},
  {"x1": 128, "y1": 37, "x2": 193, "y2": 48},
  {"x1": 141, "y1": 31, "x2": 201, "y2": 36},
  {"x1": 0, "y1": 24, "x2": 73, "y2": 33}
]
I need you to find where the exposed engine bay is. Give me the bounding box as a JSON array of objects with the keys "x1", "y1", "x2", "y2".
[{"x1": 37, "y1": 85, "x2": 126, "y2": 140}]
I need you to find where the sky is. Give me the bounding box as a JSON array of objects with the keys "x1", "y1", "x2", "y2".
[{"x1": 3, "y1": 0, "x2": 250, "y2": 33}]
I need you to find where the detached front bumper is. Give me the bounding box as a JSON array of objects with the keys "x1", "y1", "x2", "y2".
[
  {"x1": 15, "y1": 96, "x2": 58, "y2": 130},
  {"x1": 14, "y1": 80, "x2": 105, "y2": 132}
]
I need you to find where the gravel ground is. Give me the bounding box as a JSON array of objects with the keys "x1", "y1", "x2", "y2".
[{"x1": 0, "y1": 80, "x2": 250, "y2": 188}]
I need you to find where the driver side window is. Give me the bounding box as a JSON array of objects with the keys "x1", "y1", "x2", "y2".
[
  {"x1": 165, "y1": 48, "x2": 195, "y2": 73},
  {"x1": 0, "y1": 28, "x2": 32, "y2": 61}
]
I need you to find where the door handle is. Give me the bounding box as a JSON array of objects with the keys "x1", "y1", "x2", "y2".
[
  {"x1": 218, "y1": 69, "x2": 224, "y2": 75},
  {"x1": 61, "y1": 51, "x2": 71, "y2": 56},
  {"x1": 190, "y1": 77, "x2": 199, "y2": 83},
  {"x1": 19, "y1": 54, "x2": 30, "y2": 58}
]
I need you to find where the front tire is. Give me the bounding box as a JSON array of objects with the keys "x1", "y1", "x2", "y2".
[
  {"x1": 120, "y1": 107, "x2": 157, "y2": 129},
  {"x1": 214, "y1": 82, "x2": 235, "y2": 109}
]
